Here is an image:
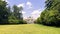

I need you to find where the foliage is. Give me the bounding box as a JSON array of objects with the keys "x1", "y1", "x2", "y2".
[
  {"x1": 36, "y1": 0, "x2": 60, "y2": 26},
  {"x1": 0, "y1": 0, "x2": 24, "y2": 24},
  {"x1": 19, "y1": 20, "x2": 27, "y2": 24},
  {"x1": 40, "y1": 10, "x2": 60, "y2": 25},
  {"x1": 34, "y1": 18, "x2": 40, "y2": 24},
  {"x1": 0, "y1": 0, "x2": 8, "y2": 24},
  {"x1": 8, "y1": 5, "x2": 24, "y2": 24},
  {"x1": 13, "y1": 5, "x2": 23, "y2": 20},
  {"x1": 8, "y1": 15, "x2": 19, "y2": 24}
]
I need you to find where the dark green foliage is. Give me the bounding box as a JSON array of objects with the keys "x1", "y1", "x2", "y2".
[
  {"x1": 13, "y1": 5, "x2": 23, "y2": 20},
  {"x1": 19, "y1": 20, "x2": 27, "y2": 24},
  {"x1": 8, "y1": 15, "x2": 19, "y2": 24},
  {"x1": 8, "y1": 15, "x2": 27, "y2": 24},
  {"x1": 8, "y1": 5, "x2": 24, "y2": 24},
  {"x1": 34, "y1": 18, "x2": 40, "y2": 24},
  {"x1": 7, "y1": 6, "x2": 11, "y2": 16},
  {"x1": 36, "y1": 0, "x2": 60, "y2": 26},
  {"x1": 39, "y1": 10, "x2": 60, "y2": 25},
  {"x1": 0, "y1": 0, "x2": 8, "y2": 24},
  {"x1": 0, "y1": 0, "x2": 25, "y2": 24}
]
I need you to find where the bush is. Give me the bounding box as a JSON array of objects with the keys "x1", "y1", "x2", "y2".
[
  {"x1": 8, "y1": 15, "x2": 19, "y2": 24},
  {"x1": 19, "y1": 20, "x2": 27, "y2": 24},
  {"x1": 8, "y1": 15, "x2": 27, "y2": 24}
]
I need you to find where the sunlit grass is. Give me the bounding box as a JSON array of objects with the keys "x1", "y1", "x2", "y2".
[{"x1": 0, "y1": 24, "x2": 60, "y2": 34}]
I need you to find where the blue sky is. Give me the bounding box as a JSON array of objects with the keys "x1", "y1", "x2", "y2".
[{"x1": 5, "y1": 0, "x2": 45, "y2": 19}]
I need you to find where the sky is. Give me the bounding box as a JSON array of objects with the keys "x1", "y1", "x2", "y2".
[{"x1": 4, "y1": 0, "x2": 45, "y2": 19}]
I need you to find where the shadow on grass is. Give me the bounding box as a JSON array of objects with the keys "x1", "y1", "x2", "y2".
[
  {"x1": 0, "y1": 23, "x2": 27, "y2": 25},
  {"x1": 37, "y1": 24, "x2": 60, "y2": 28}
]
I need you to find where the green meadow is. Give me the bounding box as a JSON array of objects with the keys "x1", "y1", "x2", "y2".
[{"x1": 0, "y1": 24, "x2": 60, "y2": 34}]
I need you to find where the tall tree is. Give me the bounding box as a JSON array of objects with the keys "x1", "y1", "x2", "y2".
[
  {"x1": 18, "y1": 6, "x2": 23, "y2": 20},
  {"x1": 37, "y1": 0, "x2": 60, "y2": 26},
  {"x1": 13, "y1": 5, "x2": 23, "y2": 20},
  {"x1": 0, "y1": 0, "x2": 8, "y2": 24},
  {"x1": 45, "y1": 0, "x2": 60, "y2": 10},
  {"x1": 7, "y1": 6, "x2": 11, "y2": 16},
  {"x1": 45, "y1": 0, "x2": 53, "y2": 10}
]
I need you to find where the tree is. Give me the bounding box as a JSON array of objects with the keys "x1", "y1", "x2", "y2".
[
  {"x1": 45, "y1": 0, "x2": 60, "y2": 10},
  {"x1": 0, "y1": 0, "x2": 8, "y2": 24},
  {"x1": 45, "y1": 0, "x2": 53, "y2": 10},
  {"x1": 13, "y1": 5, "x2": 23, "y2": 20},
  {"x1": 37, "y1": 0, "x2": 60, "y2": 26},
  {"x1": 18, "y1": 6, "x2": 23, "y2": 20},
  {"x1": 8, "y1": 5, "x2": 24, "y2": 24},
  {"x1": 0, "y1": 0, "x2": 25, "y2": 24},
  {"x1": 7, "y1": 6, "x2": 11, "y2": 16},
  {"x1": 8, "y1": 15, "x2": 19, "y2": 24}
]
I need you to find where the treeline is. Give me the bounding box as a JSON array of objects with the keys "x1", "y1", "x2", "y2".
[
  {"x1": 36, "y1": 0, "x2": 60, "y2": 26},
  {"x1": 0, "y1": 0, "x2": 27, "y2": 24}
]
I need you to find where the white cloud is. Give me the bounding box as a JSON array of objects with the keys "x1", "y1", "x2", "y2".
[
  {"x1": 3, "y1": 0, "x2": 9, "y2": 4},
  {"x1": 19, "y1": 11, "x2": 26, "y2": 14},
  {"x1": 31, "y1": 9, "x2": 42, "y2": 19},
  {"x1": 5, "y1": 0, "x2": 8, "y2": 2},
  {"x1": 22, "y1": 11, "x2": 26, "y2": 14},
  {"x1": 26, "y1": 1, "x2": 32, "y2": 9},
  {"x1": 22, "y1": 11, "x2": 26, "y2": 19},
  {"x1": 17, "y1": 3, "x2": 25, "y2": 7},
  {"x1": 17, "y1": 1, "x2": 32, "y2": 9},
  {"x1": 26, "y1": 1, "x2": 32, "y2": 6},
  {"x1": 31, "y1": 9, "x2": 42, "y2": 15}
]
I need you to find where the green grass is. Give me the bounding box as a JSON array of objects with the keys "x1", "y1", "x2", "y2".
[{"x1": 0, "y1": 24, "x2": 60, "y2": 34}]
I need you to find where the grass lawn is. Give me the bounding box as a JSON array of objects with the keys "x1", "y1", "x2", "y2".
[{"x1": 0, "y1": 24, "x2": 60, "y2": 34}]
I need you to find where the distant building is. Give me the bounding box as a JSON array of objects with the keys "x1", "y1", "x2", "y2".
[{"x1": 24, "y1": 16, "x2": 34, "y2": 24}]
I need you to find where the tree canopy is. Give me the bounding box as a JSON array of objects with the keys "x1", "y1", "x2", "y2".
[
  {"x1": 36, "y1": 0, "x2": 60, "y2": 26},
  {"x1": 0, "y1": 0, "x2": 26, "y2": 24}
]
